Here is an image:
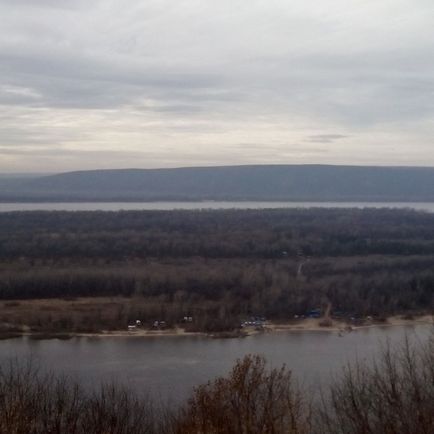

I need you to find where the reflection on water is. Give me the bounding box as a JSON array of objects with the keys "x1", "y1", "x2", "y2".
[
  {"x1": 0, "y1": 325, "x2": 430, "y2": 403},
  {"x1": 1, "y1": 201, "x2": 434, "y2": 212}
]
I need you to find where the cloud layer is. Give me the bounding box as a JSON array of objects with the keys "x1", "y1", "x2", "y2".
[{"x1": 0, "y1": 0, "x2": 433, "y2": 172}]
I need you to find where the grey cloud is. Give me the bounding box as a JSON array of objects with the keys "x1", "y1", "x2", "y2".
[
  {"x1": 305, "y1": 135, "x2": 348, "y2": 143},
  {"x1": 0, "y1": 0, "x2": 89, "y2": 9},
  {"x1": 0, "y1": 46, "x2": 223, "y2": 110},
  {"x1": 1, "y1": 5, "x2": 432, "y2": 122},
  {"x1": 0, "y1": 146, "x2": 144, "y2": 158},
  {"x1": 0, "y1": 0, "x2": 433, "y2": 171},
  {"x1": 230, "y1": 142, "x2": 329, "y2": 154}
]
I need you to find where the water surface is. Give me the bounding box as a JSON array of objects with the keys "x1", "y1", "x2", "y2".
[
  {"x1": 1, "y1": 201, "x2": 434, "y2": 212},
  {"x1": 0, "y1": 325, "x2": 430, "y2": 403}
]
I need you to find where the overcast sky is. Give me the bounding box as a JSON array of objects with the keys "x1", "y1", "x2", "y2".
[{"x1": 0, "y1": 0, "x2": 433, "y2": 173}]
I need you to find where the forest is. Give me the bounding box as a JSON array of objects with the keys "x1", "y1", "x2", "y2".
[{"x1": 0, "y1": 208, "x2": 433, "y2": 333}]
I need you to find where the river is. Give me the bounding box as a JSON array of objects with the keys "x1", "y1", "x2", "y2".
[
  {"x1": 1, "y1": 201, "x2": 434, "y2": 212},
  {"x1": 0, "y1": 325, "x2": 431, "y2": 404}
]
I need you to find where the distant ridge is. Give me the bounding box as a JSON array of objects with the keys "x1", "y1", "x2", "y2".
[{"x1": 1, "y1": 165, "x2": 434, "y2": 202}]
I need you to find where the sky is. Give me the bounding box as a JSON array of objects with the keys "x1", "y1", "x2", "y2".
[{"x1": 0, "y1": 0, "x2": 433, "y2": 173}]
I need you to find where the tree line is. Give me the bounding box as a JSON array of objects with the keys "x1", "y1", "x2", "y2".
[
  {"x1": 0, "y1": 209, "x2": 433, "y2": 332},
  {"x1": 1, "y1": 208, "x2": 434, "y2": 259}
]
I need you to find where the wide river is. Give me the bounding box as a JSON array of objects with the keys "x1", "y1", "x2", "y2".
[
  {"x1": 0, "y1": 325, "x2": 431, "y2": 404},
  {"x1": 1, "y1": 201, "x2": 434, "y2": 212}
]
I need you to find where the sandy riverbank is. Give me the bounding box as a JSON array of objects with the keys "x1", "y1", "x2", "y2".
[
  {"x1": 3, "y1": 315, "x2": 432, "y2": 340},
  {"x1": 76, "y1": 314, "x2": 434, "y2": 338}
]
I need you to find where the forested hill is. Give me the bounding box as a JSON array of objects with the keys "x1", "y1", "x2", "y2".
[{"x1": 1, "y1": 164, "x2": 434, "y2": 202}]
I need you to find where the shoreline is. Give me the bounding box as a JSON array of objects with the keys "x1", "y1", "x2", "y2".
[
  {"x1": 269, "y1": 315, "x2": 434, "y2": 333},
  {"x1": 1, "y1": 315, "x2": 432, "y2": 341}
]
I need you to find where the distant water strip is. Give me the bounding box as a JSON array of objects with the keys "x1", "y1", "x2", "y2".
[{"x1": 1, "y1": 201, "x2": 434, "y2": 212}]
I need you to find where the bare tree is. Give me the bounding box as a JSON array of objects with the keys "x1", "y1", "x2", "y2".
[
  {"x1": 0, "y1": 361, "x2": 158, "y2": 434},
  {"x1": 316, "y1": 335, "x2": 434, "y2": 434},
  {"x1": 175, "y1": 354, "x2": 311, "y2": 434}
]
